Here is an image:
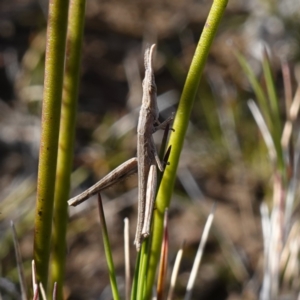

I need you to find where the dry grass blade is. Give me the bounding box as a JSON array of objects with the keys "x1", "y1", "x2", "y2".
[
  {"x1": 32, "y1": 260, "x2": 38, "y2": 300},
  {"x1": 268, "y1": 174, "x2": 284, "y2": 298},
  {"x1": 284, "y1": 177, "x2": 297, "y2": 234},
  {"x1": 184, "y1": 203, "x2": 216, "y2": 300},
  {"x1": 33, "y1": 289, "x2": 39, "y2": 300},
  {"x1": 11, "y1": 221, "x2": 28, "y2": 300},
  {"x1": 157, "y1": 209, "x2": 169, "y2": 300},
  {"x1": 52, "y1": 282, "x2": 57, "y2": 300},
  {"x1": 167, "y1": 242, "x2": 184, "y2": 300},
  {"x1": 281, "y1": 60, "x2": 293, "y2": 117},
  {"x1": 260, "y1": 202, "x2": 271, "y2": 300},
  {"x1": 260, "y1": 174, "x2": 284, "y2": 299},
  {"x1": 39, "y1": 283, "x2": 47, "y2": 300},
  {"x1": 281, "y1": 222, "x2": 300, "y2": 285},
  {"x1": 281, "y1": 86, "x2": 300, "y2": 150},
  {"x1": 247, "y1": 99, "x2": 277, "y2": 166},
  {"x1": 294, "y1": 132, "x2": 300, "y2": 174},
  {"x1": 260, "y1": 203, "x2": 270, "y2": 261},
  {"x1": 124, "y1": 218, "x2": 131, "y2": 300},
  {"x1": 285, "y1": 132, "x2": 300, "y2": 229},
  {"x1": 177, "y1": 167, "x2": 205, "y2": 202},
  {"x1": 208, "y1": 70, "x2": 242, "y2": 162}
]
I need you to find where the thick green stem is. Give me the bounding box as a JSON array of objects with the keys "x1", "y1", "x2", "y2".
[
  {"x1": 145, "y1": 0, "x2": 228, "y2": 298},
  {"x1": 33, "y1": 0, "x2": 69, "y2": 291},
  {"x1": 50, "y1": 0, "x2": 86, "y2": 297}
]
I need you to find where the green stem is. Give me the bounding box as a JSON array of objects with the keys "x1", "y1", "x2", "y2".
[
  {"x1": 33, "y1": 0, "x2": 69, "y2": 290},
  {"x1": 50, "y1": 0, "x2": 86, "y2": 297},
  {"x1": 130, "y1": 252, "x2": 141, "y2": 300},
  {"x1": 97, "y1": 195, "x2": 121, "y2": 300},
  {"x1": 145, "y1": 0, "x2": 228, "y2": 298},
  {"x1": 134, "y1": 125, "x2": 171, "y2": 299}
]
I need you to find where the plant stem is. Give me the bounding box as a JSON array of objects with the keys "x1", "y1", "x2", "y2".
[
  {"x1": 33, "y1": 0, "x2": 70, "y2": 290},
  {"x1": 97, "y1": 194, "x2": 121, "y2": 300},
  {"x1": 50, "y1": 0, "x2": 86, "y2": 297},
  {"x1": 145, "y1": 0, "x2": 228, "y2": 298}
]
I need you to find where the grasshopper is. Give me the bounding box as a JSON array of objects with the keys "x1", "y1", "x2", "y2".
[
  {"x1": 134, "y1": 44, "x2": 173, "y2": 250},
  {"x1": 68, "y1": 44, "x2": 173, "y2": 251}
]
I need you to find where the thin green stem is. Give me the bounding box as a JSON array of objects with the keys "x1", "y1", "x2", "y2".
[
  {"x1": 130, "y1": 252, "x2": 141, "y2": 300},
  {"x1": 134, "y1": 126, "x2": 172, "y2": 299},
  {"x1": 97, "y1": 194, "x2": 121, "y2": 300},
  {"x1": 145, "y1": 0, "x2": 228, "y2": 298},
  {"x1": 33, "y1": 0, "x2": 69, "y2": 290},
  {"x1": 50, "y1": 0, "x2": 86, "y2": 297}
]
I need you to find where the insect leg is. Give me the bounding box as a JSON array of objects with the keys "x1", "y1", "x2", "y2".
[{"x1": 141, "y1": 164, "x2": 157, "y2": 238}]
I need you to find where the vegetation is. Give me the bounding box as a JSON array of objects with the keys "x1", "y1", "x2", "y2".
[{"x1": 0, "y1": 0, "x2": 300, "y2": 299}]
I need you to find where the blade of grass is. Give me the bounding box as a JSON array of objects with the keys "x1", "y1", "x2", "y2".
[
  {"x1": 262, "y1": 49, "x2": 281, "y2": 132},
  {"x1": 156, "y1": 209, "x2": 169, "y2": 300},
  {"x1": 124, "y1": 218, "x2": 131, "y2": 300},
  {"x1": 209, "y1": 72, "x2": 243, "y2": 162},
  {"x1": 39, "y1": 283, "x2": 47, "y2": 300},
  {"x1": 269, "y1": 173, "x2": 283, "y2": 298},
  {"x1": 184, "y1": 203, "x2": 216, "y2": 300},
  {"x1": 11, "y1": 221, "x2": 28, "y2": 300},
  {"x1": 261, "y1": 49, "x2": 284, "y2": 171},
  {"x1": 97, "y1": 194, "x2": 121, "y2": 300},
  {"x1": 146, "y1": 1, "x2": 228, "y2": 297},
  {"x1": 33, "y1": 289, "x2": 39, "y2": 300},
  {"x1": 137, "y1": 240, "x2": 151, "y2": 300},
  {"x1": 259, "y1": 202, "x2": 271, "y2": 300},
  {"x1": 166, "y1": 243, "x2": 184, "y2": 300},
  {"x1": 235, "y1": 51, "x2": 271, "y2": 127},
  {"x1": 284, "y1": 95, "x2": 300, "y2": 230},
  {"x1": 32, "y1": 261, "x2": 39, "y2": 300},
  {"x1": 33, "y1": 0, "x2": 70, "y2": 289},
  {"x1": 130, "y1": 251, "x2": 141, "y2": 300},
  {"x1": 281, "y1": 86, "x2": 300, "y2": 151},
  {"x1": 282, "y1": 87, "x2": 300, "y2": 229},
  {"x1": 281, "y1": 60, "x2": 293, "y2": 117},
  {"x1": 177, "y1": 167, "x2": 205, "y2": 202},
  {"x1": 52, "y1": 282, "x2": 57, "y2": 300},
  {"x1": 248, "y1": 99, "x2": 277, "y2": 167},
  {"x1": 50, "y1": 0, "x2": 86, "y2": 296},
  {"x1": 284, "y1": 178, "x2": 297, "y2": 236},
  {"x1": 294, "y1": 124, "x2": 300, "y2": 176}
]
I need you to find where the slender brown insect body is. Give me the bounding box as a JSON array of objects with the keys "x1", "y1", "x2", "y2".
[
  {"x1": 68, "y1": 44, "x2": 173, "y2": 252},
  {"x1": 135, "y1": 45, "x2": 160, "y2": 250},
  {"x1": 134, "y1": 44, "x2": 172, "y2": 250}
]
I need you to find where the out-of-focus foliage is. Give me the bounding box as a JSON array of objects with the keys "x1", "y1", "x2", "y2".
[{"x1": 1, "y1": 0, "x2": 300, "y2": 298}]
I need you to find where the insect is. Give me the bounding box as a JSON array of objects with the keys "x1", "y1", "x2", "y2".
[
  {"x1": 134, "y1": 44, "x2": 173, "y2": 250},
  {"x1": 68, "y1": 44, "x2": 173, "y2": 251}
]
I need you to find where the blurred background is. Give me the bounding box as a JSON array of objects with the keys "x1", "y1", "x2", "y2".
[{"x1": 1, "y1": 0, "x2": 300, "y2": 299}]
